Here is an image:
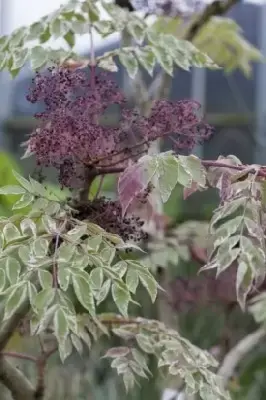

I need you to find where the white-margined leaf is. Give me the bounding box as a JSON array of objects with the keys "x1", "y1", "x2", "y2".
[
  {"x1": 12, "y1": 193, "x2": 34, "y2": 209},
  {"x1": 72, "y1": 274, "x2": 95, "y2": 316},
  {"x1": 58, "y1": 336, "x2": 73, "y2": 363},
  {"x1": 112, "y1": 283, "x2": 130, "y2": 317},
  {"x1": 4, "y1": 284, "x2": 27, "y2": 320},
  {"x1": 119, "y1": 51, "x2": 138, "y2": 79},
  {"x1": 71, "y1": 333, "x2": 83, "y2": 354},
  {"x1": 13, "y1": 170, "x2": 32, "y2": 192},
  {"x1": 6, "y1": 257, "x2": 21, "y2": 284},
  {"x1": 66, "y1": 224, "x2": 87, "y2": 242},
  {"x1": 0, "y1": 269, "x2": 6, "y2": 293},
  {"x1": 3, "y1": 223, "x2": 21, "y2": 243},
  {"x1": 136, "y1": 334, "x2": 155, "y2": 354},
  {"x1": 54, "y1": 307, "x2": 69, "y2": 342},
  {"x1": 58, "y1": 266, "x2": 71, "y2": 291},
  {"x1": 96, "y1": 279, "x2": 111, "y2": 305},
  {"x1": 0, "y1": 185, "x2": 25, "y2": 195},
  {"x1": 126, "y1": 270, "x2": 139, "y2": 294},
  {"x1": 20, "y1": 218, "x2": 37, "y2": 237},
  {"x1": 104, "y1": 346, "x2": 130, "y2": 358},
  {"x1": 38, "y1": 269, "x2": 53, "y2": 289},
  {"x1": 34, "y1": 287, "x2": 55, "y2": 311},
  {"x1": 90, "y1": 268, "x2": 103, "y2": 290},
  {"x1": 42, "y1": 215, "x2": 57, "y2": 234},
  {"x1": 33, "y1": 238, "x2": 49, "y2": 258}
]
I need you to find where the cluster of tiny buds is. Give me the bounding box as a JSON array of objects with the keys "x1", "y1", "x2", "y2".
[{"x1": 74, "y1": 197, "x2": 148, "y2": 243}]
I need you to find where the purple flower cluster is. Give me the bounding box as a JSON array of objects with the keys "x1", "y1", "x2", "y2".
[{"x1": 26, "y1": 65, "x2": 212, "y2": 190}]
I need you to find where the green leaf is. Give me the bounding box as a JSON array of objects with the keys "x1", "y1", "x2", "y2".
[
  {"x1": 54, "y1": 307, "x2": 69, "y2": 341},
  {"x1": 123, "y1": 370, "x2": 135, "y2": 392},
  {"x1": 42, "y1": 215, "x2": 57, "y2": 234},
  {"x1": 127, "y1": 20, "x2": 145, "y2": 44},
  {"x1": 86, "y1": 235, "x2": 102, "y2": 251},
  {"x1": 58, "y1": 243, "x2": 75, "y2": 262},
  {"x1": 0, "y1": 185, "x2": 25, "y2": 195},
  {"x1": 58, "y1": 266, "x2": 71, "y2": 291},
  {"x1": 94, "y1": 20, "x2": 114, "y2": 36},
  {"x1": 6, "y1": 257, "x2": 21, "y2": 284},
  {"x1": 71, "y1": 333, "x2": 83, "y2": 354},
  {"x1": 31, "y1": 198, "x2": 49, "y2": 214},
  {"x1": 46, "y1": 201, "x2": 61, "y2": 216},
  {"x1": 213, "y1": 216, "x2": 243, "y2": 247},
  {"x1": 38, "y1": 270, "x2": 53, "y2": 289},
  {"x1": 81, "y1": 0, "x2": 100, "y2": 22},
  {"x1": 104, "y1": 347, "x2": 130, "y2": 358},
  {"x1": 112, "y1": 261, "x2": 127, "y2": 278},
  {"x1": 30, "y1": 46, "x2": 48, "y2": 69},
  {"x1": 4, "y1": 284, "x2": 27, "y2": 320},
  {"x1": 3, "y1": 223, "x2": 21, "y2": 243},
  {"x1": 20, "y1": 218, "x2": 36, "y2": 237},
  {"x1": 72, "y1": 275, "x2": 95, "y2": 316},
  {"x1": 34, "y1": 288, "x2": 55, "y2": 311},
  {"x1": 210, "y1": 197, "x2": 245, "y2": 230},
  {"x1": 216, "y1": 248, "x2": 240, "y2": 275},
  {"x1": 100, "y1": 246, "x2": 116, "y2": 265},
  {"x1": 98, "y1": 56, "x2": 118, "y2": 72},
  {"x1": 13, "y1": 170, "x2": 32, "y2": 192},
  {"x1": 90, "y1": 268, "x2": 103, "y2": 290},
  {"x1": 236, "y1": 261, "x2": 253, "y2": 310},
  {"x1": 96, "y1": 279, "x2": 111, "y2": 305},
  {"x1": 0, "y1": 269, "x2": 6, "y2": 293},
  {"x1": 66, "y1": 224, "x2": 87, "y2": 242},
  {"x1": 18, "y1": 245, "x2": 33, "y2": 264},
  {"x1": 27, "y1": 21, "x2": 44, "y2": 40},
  {"x1": 12, "y1": 48, "x2": 29, "y2": 70},
  {"x1": 64, "y1": 30, "x2": 75, "y2": 48},
  {"x1": 132, "y1": 349, "x2": 150, "y2": 372},
  {"x1": 9, "y1": 27, "x2": 27, "y2": 47},
  {"x1": 136, "y1": 334, "x2": 154, "y2": 354},
  {"x1": 29, "y1": 177, "x2": 47, "y2": 196},
  {"x1": 178, "y1": 155, "x2": 206, "y2": 186},
  {"x1": 33, "y1": 238, "x2": 49, "y2": 258},
  {"x1": 152, "y1": 46, "x2": 173, "y2": 75},
  {"x1": 119, "y1": 51, "x2": 138, "y2": 79},
  {"x1": 112, "y1": 283, "x2": 130, "y2": 317},
  {"x1": 126, "y1": 270, "x2": 139, "y2": 294},
  {"x1": 138, "y1": 272, "x2": 158, "y2": 303},
  {"x1": 135, "y1": 47, "x2": 155, "y2": 75},
  {"x1": 12, "y1": 193, "x2": 34, "y2": 209},
  {"x1": 27, "y1": 282, "x2": 37, "y2": 307},
  {"x1": 157, "y1": 153, "x2": 180, "y2": 202},
  {"x1": 119, "y1": 152, "x2": 180, "y2": 215},
  {"x1": 50, "y1": 19, "x2": 69, "y2": 38},
  {"x1": 58, "y1": 336, "x2": 72, "y2": 362}
]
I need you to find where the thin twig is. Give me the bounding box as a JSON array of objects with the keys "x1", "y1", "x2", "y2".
[
  {"x1": 218, "y1": 327, "x2": 266, "y2": 387},
  {"x1": 1, "y1": 351, "x2": 37, "y2": 363}
]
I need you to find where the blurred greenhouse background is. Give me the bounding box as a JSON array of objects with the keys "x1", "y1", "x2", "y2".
[{"x1": 1, "y1": 0, "x2": 266, "y2": 399}]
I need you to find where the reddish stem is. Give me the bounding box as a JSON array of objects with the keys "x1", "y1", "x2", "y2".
[{"x1": 202, "y1": 160, "x2": 266, "y2": 178}]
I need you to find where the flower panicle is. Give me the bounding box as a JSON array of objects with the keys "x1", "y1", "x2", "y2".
[{"x1": 26, "y1": 65, "x2": 213, "y2": 189}]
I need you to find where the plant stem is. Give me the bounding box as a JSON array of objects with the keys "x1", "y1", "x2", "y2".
[
  {"x1": 218, "y1": 327, "x2": 266, "y2": 387},
  {"x1": 1, "y1": 352, "x2": 37, "y2": 363}
]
